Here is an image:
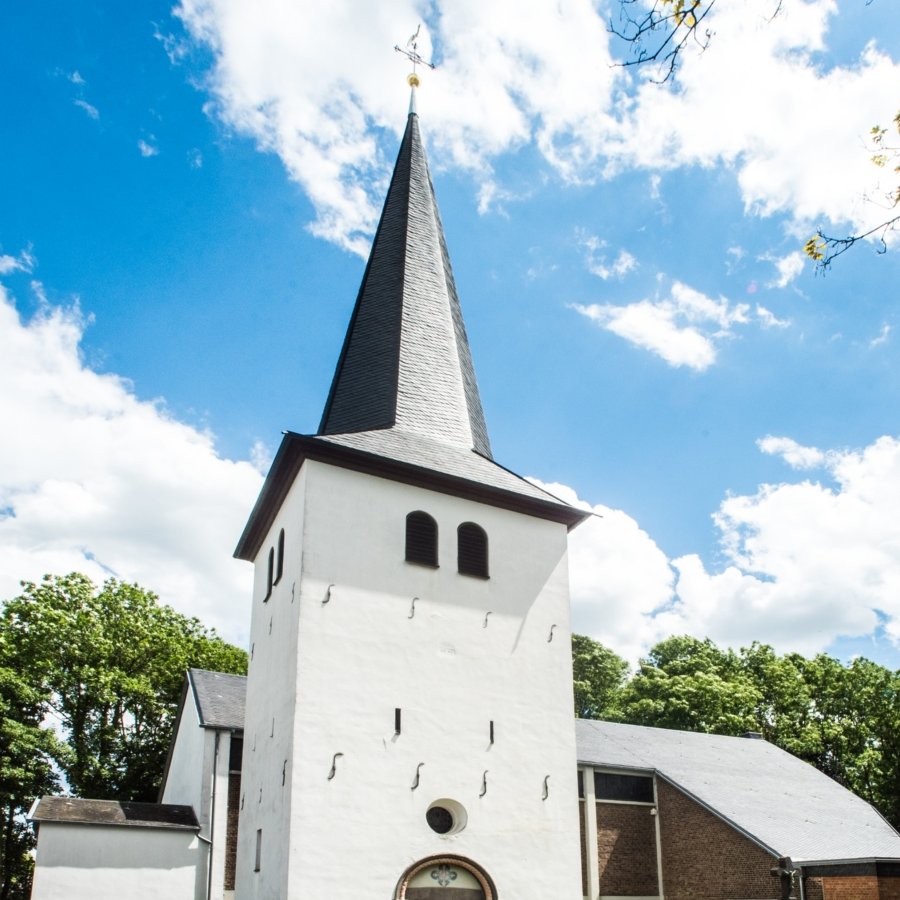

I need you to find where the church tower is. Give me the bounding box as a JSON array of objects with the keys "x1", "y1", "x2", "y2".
[{"x1": 233, "y1": 82, "x2": 588, "y2": 900}]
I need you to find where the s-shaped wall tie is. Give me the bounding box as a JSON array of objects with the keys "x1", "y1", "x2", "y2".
[
  {"x1": 547, "y1": 624, "x2": 557, "y2": 643},
  {"x1": 480, "y1": 770, "x2": 489, "y2": 798},
  {"x1": 542, "y1": 775, "x2": 550, "y2": 801},
  {"x1": 327, "y1": 752, "x2": 344, "y2": 780},
  {"x1": 411, "y1": 762, "x2": 424, "y2": 791},
  {"x1": 408, "y1": 597, "x2": 418, "y2": 619},
  {"x1": 322, "y1": 583, "x2": 334, "y2": 605},
  {"x1": 483, "y1": 611, "x2": 492, "y2": 628}
]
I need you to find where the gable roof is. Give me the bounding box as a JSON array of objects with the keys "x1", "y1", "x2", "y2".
[
  {"x1": 318, "y1": 109, "x2": 491, "y2": 458},
  {"x1": 30, "y1": 797, "x2": 198, "y2": 830},
  {"x1": 576, "y1": 719, "x2": 900, "y2": 865},
  {"x1": 188, "y1": 668, "x2": 246, "y2": 730}
]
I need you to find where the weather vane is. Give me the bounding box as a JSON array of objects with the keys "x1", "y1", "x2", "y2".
[{"x1": 394, "y1": 24, "x2": 435, "y2": 87}]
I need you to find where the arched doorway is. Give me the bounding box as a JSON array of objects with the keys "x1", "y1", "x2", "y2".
[{"x1": 395, "y1": 855, "x2": 496, "y2": 900}]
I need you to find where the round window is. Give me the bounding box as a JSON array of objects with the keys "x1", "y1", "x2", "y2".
[
  {"x1": 426, "y1": 806, "x2": 453, "y2": 834},
  {"x1": 425, "y1": 798, "x2": 467, "y2": 836}
]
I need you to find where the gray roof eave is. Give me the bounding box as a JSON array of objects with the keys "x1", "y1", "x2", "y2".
[{"x1": 234, "y1": 432, "x2": 589, "y2": 561}]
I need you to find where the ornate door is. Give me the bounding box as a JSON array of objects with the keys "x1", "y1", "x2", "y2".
[{"x1": 398, "y1": 857, "x2": 493, "y2": 900}]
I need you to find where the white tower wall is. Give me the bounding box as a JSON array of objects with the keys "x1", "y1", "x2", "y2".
[{"x1": 235, "y1": 458, "x2": 582, "y2": 899}]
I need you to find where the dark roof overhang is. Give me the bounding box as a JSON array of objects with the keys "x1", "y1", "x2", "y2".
[
  {"x1": 30, "y1": 797, "x2": 199, "y2": 830},
  {"x1": 235, "y1": 432, "x2": 588, "y2": 561}
]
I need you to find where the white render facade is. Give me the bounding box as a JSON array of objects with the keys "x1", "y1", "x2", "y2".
[{"x1": 235, "y1": 460, "x2": 583, "y2": 899}]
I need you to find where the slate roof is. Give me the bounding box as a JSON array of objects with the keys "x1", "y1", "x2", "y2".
[
  {"x1": 576, "y1": 719, "x2": 900, "y2": 864},
  {"x1": 317, "y1": 430, "x2": 566, "y2": 505},
  {"x1": 318, "y1": 110, "x2": 491, "y2": 458},
  {"x1": 188, "y1": 668, "x2": 246, "y2": 730},
  {"x1": 30, "y1": 797, "x2": 198, "y2": 830}
]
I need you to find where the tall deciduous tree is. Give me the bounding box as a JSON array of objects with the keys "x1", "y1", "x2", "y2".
[
  {"x1": 1, "y1": 571, "x2": 247, "y2": 798},
  {"x1": 572, "y1": 634, "x2": 629, "y2": 720},
  {"x1": 0, "y1": 634, "x2": 61, "y2": 900}
]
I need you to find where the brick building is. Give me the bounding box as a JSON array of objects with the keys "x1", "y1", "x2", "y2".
[{"x1": 576, "y1": 720, "x2": 900, "y2": 900}]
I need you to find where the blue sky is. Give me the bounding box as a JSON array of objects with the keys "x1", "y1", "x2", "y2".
[{"x1": 2, "y1": 0, "x2": 900, "y2": 667}]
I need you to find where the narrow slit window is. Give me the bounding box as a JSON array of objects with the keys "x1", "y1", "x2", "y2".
[
  {"x1": 264, "y1": 547, "x2": 274, "y2": 601},
  {"x1": 457, "y1": 522, "x2": 489, "y2": 578},
  {"x1": 254, "y1": 829, "x2": 262, "y2": 872},
  {"x1": 489, "y1": 720, "x2": 495, "y2": 744},
  {"x1": 274, "y1": 529, "x2": 285, "y2": 584},
  {"x1": 405, "y1": 511, "x2": 438, "y2": 567},
  {"x1": 395, "y1": 708, "x2": 402, "y2": 735}
]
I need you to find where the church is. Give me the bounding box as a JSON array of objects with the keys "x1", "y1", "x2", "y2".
[{"x1": 27, "y1": 82, "x2": 900, "y2": 900}]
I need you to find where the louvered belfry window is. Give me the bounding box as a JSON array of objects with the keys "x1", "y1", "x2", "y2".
[
  {"x1": 457, "y1": 522, "x2": 488, "y2": 578},
  {"x1": 405, "y1": 511, "x2": 438, "y2": 567}
]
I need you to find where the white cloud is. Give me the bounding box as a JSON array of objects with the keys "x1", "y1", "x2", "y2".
[
  {"x1": 172, "y1": 0, "x2": 898, "y2": 254},
  {"x1": 174, "y1": 0, "x2": 618, "y2": 255},
  {"x1": 767, "y1": 251, "x2": 805, "y2": 288},
  {"x1": 758, "y1": 435, "x2": 827, "y2": 469},
  {"x1": 870, "y1": 324, "x2": 891, "y2": 348},
  {"x1": 602, "y1": 1, "x2": 900, "y2": 241},
  {"x1": 0, "y1": 279, "x2": 261, "y2": 645},
  {"x1": 138, "y1": 139, "x2": 159, "y2": 158},
  {"x1": 0, "y1": 249, "x2": 34, "y2": 275},
  {"x1": 74, "y1": 99, "x2": 100, "y2": 120},
  {"x1": 755, "y1": 304, "x2": 791, "y2": 329},
  {"x1": 579, "y1": 232, "x2": 637, "y2": 281},
  {"x1": 544, "y1": 433, "x2": 900, "y2": 662},
  {"x1": 573, "y1": 280, "x2": 750, "y2": 371}
]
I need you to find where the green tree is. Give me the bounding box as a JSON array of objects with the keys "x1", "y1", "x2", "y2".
[
  {"x1": 0, "y1": 634, "x2": 62, "y2": 900},
  {"x1": 1, "y1": 573, "x2": 247, "y2": 802},
  {"x1": 571, "y1": 634, "x2": 629, "y2": 720},
  {"x1": 618, "y1": 635, "x2": 760, "y2": 734}
]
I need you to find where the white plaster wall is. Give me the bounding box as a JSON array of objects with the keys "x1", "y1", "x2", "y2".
[
  {"x1": 237, "y1": 458, "x2": 582, "y2": 899},
  {"x1": 208, "y1": 731, "x2": 233, "y2": 900},
  {"x1": 234, "y1": 464, "x2": 308, "y2": 899},
  {"x1": 160, "y1": 699, "x2": 207, "y2": 816},
  {"x1": 30, "y1": 823, "x2": 203, "y2": 900}
]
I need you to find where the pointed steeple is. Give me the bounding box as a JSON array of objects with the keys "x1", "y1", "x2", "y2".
[{"x1": 318, "y1": 106, "x2": 492, "y2": 459}]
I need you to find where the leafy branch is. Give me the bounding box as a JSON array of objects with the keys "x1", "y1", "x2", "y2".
[
  {"x1": 806, "y1": 111, "x2": 900, "y2": 272},
  {"x1": 609, "y1": 0, "x2": 782, "y2": 84}
]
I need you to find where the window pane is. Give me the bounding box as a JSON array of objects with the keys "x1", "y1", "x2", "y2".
[
  {"x1": 406, "y1": 512, "x2": 438, "y2": 567},
  {"x1": 594, "y1": 772, "x2": 654, "y2": 803}
]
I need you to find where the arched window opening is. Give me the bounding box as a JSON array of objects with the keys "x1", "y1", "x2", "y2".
[
  {"x1": 274, "y1": 529, "x2": 285, "y2": 584},
  {"x1": 406, "y1": 512, "x2": 438, "y2": 567},
  {"x1": 265, "y1": 547, "x2": 274, "y2": 601},
  {"x1": 457, "y1": 523, "x2": 488, "y2": 579}
]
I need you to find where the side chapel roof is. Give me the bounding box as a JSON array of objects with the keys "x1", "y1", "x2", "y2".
[
  {"x1": 29, "y1": 797, "x2": 199, "y2": 830},
  {"x1": 576, "y1": 719, "x2": 900, "y2": 865},
  {"x1": 188, "y1": 668, "x2": 246, "y2": 730},
  {"x1": 235, "y1": 97, "x2": 586, "y2": 560}
]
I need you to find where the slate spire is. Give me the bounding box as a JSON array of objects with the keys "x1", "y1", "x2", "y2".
[{"x1": 318, "y1": 103, "x2": 493, "y2": 459}]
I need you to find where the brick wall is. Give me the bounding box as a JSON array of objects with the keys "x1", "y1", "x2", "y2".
[
  {"x1": 596, "y1": 801, "x2": 659, "y2": 896},
  {"x1": 656, "y1": 779, "x2": 780, "y2": 900},
  {"x1": 807, "y1": 877, "x2": 826, "y2": 900},
  {"x1": 880, "y1": 877, "x2": 900, "y2": 900},
  {"x1": 821, "y1": 876, "x2": 880, "y2": 900},
  {"x1": 225, "y1": 772, "x2": 241, "y2": 891}
]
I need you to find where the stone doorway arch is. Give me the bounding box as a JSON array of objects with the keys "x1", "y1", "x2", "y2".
[{"x1": 395, "y1": 855, "x2": 496, "y2": 900}]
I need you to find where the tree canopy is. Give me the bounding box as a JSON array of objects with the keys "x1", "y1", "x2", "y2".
[
  {"x1": 0, "y1": 573, "x2": 247, "y2": 899},
  {"x1": 572, "y1": 632, "x2": 900, "y2": 828}
]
